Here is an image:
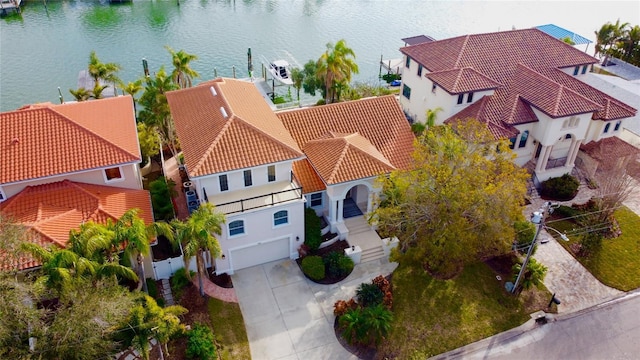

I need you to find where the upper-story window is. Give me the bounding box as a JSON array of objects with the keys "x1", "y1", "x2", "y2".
[
  {"x1": 229, "y1": 220, "x2": 245, "y2": 236},
  {"x1": 405, "y1": 56, "x2": 411, "y2": 68},
  {"x1": 104, "y1": 167, "x2": 123, "y2": 182},
  {"x1": 219, "y1": 174, "x2": 229, "y2": 192},
  {"x1": 457, "y1": 94, "x2": 464, "y2": 105},
  {"x1": 402, "y1": 84, "x2": 411, "y2": 100},
  {"x1": 614, "y1": 121, "x2": 622, "y2": 131},
  {"x1": 581, "y1": 65, "x2": 588, "y2": 74},
  {"x1": 518, "y1": 130, "x2": 529, "y2": 148},
  {"x1": 508, "y1": 137, "x2": 516, "y2": 150},
  {"x1": 573, "y1": 66, "x2": 580, "y2": 76},
  {"x1": 273, "y1": 210, "x2": 288, "y2": 226},
  {"x1": 244, "y1": 170, "x2": 252, "y2": 187},
  {"x1": 417, "y1": 64, "x2": 423, "y2": 77},
  {"x1": 268, "y1": 165, "x2": 276, "y2": 182},
  {"x1": 604, "y1": 123, "x2": 611, "y2": 133},
  {"x1": 467, "y1": 92, "x2": 474, "y2": 103},
  {"x1": 562, "y1": 116, "x2": 579, "y2": 129},
  {"x1": 310, "y1": 193, "x2": 322, "y2": 207},
  {"x1": 431, "y1": 83, "x2": 437, "y2": 93}
]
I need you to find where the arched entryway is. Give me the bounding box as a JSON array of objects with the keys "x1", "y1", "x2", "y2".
[{"x1": 342, "y1": 184, "x2": 369, "y2": 218}]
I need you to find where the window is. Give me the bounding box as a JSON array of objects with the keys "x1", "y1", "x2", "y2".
[
  {"x1": 431, "y1": 83, "x2": 437, "y2": 93},
  {"x1": 518, "y1": 130, "x2": 529, "y2": 148},
  {"x1": 417, "y1": 64, "x2": 423, "y2": 77},
  {"x1": 402, "y1": 84, "x2": 411, "y2": 100},
  {"x1": 0, "y1": 187, "x2": 5, "y2": 202},
  {"x1": 457, "y1": 94, "x2": 464, "y2": 104},
  {"x1": 243, "y1": 170, "x2": 252, "y2": 187},
  {"x1": 573, "y1": 66, "x2": 580, "y2": 75},
  {"x1": 604, "y1": 123, "x2": 611, "y2": 133},
  {"x1": 581, "y1": 65, "x2": 588, "y2": 74},
  {"x1": 273, "y1": 210, "x2": 288, "y2": 226},
  {"x1": 565, "y1": 134, "x2": 572, "y2": 140},
  {"x1": 219, "y1": 174, "x2": 229, "y2": 191},
  {"x1": 467, "y1": 92, "x2": 474, "y2": 103},
  {"x1": 104, "y1": 167, "x2": 122, "y2": 181},
  {"x1": 267, "y1": 165, "x2": 276, "y2": 182},
  {"x1": 508, "y1": 137, "x2": 516, "y2": 150},
  {"x1": 310, "y1": 193, "x2": 322, "y2": 207},
  {"x1": 563, "y1": 116, "x2": 579, "y2": 129},
  {"x1": 405, "y1": 56, "x2": 411, "y2": 68},
  {"x1": 614, "y1": 121, "x2": 621, "y2": 131},
  {"x1": 229, "y1": 220, "x2": 245, "y2": 236}
]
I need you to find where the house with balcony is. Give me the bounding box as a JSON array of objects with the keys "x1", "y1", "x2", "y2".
[
  {"x1": 166, "y1": 78, "x2": 414, "y2": 274},
  {"x1": 0, "y1": 96, "x2": 154, "y2": 273},
  {"x1": 398, "y1": 28, "x2": 637, "y2": 182}
]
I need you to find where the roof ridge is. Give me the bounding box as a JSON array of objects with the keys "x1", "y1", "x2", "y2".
[
  {"x1": 234, "y1": 113, "x2": 303, "y2": 155},
  {"x1": 326, "y1": 138, "x2": 350, "y2": 183},
  {"x1": 553, "y1": 84, "x2": 565, "y2": 116},
  {"x1": 454, "y1": 35, "x2": 471, "y2": 68},
  {"x1": 191, "y1": 114, "x2": 236, "y2": 176},
  {"x1": 344, "y1": 134, "x2": 394, "y2": 169}
]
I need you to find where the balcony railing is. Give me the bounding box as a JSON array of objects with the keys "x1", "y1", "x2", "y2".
[{"x1": 215, "y1": 186, "x2": 303, "y2": 215}]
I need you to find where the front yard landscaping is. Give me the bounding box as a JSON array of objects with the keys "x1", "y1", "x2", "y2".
[
  {"x1": 549, "y1": 206, "x2": 640, "y2": 291},
  {"x1": 376, "y1": 257, "x2": 550, "y2": 359}
]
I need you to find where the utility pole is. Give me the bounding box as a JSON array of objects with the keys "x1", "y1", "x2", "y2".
[{"x1": 510, "y1": 202, "x2": 549, "y2": 294}]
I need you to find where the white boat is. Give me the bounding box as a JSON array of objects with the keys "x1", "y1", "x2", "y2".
[{"x1": 267, "y1": 60, "x2": 293, "y2": 85}]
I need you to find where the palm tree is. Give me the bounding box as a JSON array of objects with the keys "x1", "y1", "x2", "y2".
[
  {"x1": 122, "y1": 79, "x2": 144, "y2": 114},
  {"x1": 88, "y1": 50, "x2": 122, "y2": 94},
  {"x1": 512, "y1": 258, "x2": 547, "y2": 292},
  {"x1": 69, "y1": 87, "x2": 92, "y2": 102},
  {"x1": 623, "y1": 25, "x2": 640, "y2": 61},
  {"x1": 290, "y1": 67, "x2": 304, "y2": 103},
  {"x1": 171, "y1": 203, "x2": 225, "y2": 297},
  {"x1": 316, "y1": 39, "x2": 359, "y2": 104},
  {"x1": 165, "y1": 46, "x2": 199, "y2": 89}
]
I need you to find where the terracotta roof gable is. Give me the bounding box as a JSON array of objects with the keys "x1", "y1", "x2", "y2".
[{"x1": 427, "y1": 67, "x2": 502, "y2": 94}]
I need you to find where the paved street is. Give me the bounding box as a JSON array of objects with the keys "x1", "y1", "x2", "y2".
[{"x1": 434, "y1": 291, "x2": 640, "y2": 359}]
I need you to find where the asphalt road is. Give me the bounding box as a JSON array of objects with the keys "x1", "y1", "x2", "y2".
[{"x1": 436, "y1": 291, "x2": 640, "y2": 360}]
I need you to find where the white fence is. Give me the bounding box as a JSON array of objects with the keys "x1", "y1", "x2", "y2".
[{"x1": 152, "y1": 254, "x2": 210, "y2": 280}]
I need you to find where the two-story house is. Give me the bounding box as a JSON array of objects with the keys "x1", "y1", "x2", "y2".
[
  {"x1": 0, "y1": 96, "x2": 154, "y2": 272},
  {"x1": 398, "y1": 28, "x2": 637, "y2": 182},
  {"x1": 167, "y1": 78, "x2": 414, "y2": 274}
]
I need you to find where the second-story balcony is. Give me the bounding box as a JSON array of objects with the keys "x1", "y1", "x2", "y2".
[{"x1": 211, "y1": 180, "x2": 303, "y2": 215}]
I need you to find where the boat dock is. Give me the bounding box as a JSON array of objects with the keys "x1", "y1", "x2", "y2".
[{"x1": 0, "y1": 0, "x2": 22, "y2": 15}]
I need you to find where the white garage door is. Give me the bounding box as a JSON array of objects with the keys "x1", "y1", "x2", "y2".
[{"x1": 230, "y1": 237, "x2": 290, "y2": 271}]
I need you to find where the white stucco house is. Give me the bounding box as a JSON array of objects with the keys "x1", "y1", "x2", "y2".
[
  {"x1": 0, "y1": 96, "x2": 154, "y2": 273},
  {"x1": 166, "y1": 78, "x2": 414, "y2": 274},
  {"x1": 398, "y1": 28, "x2": 637, "y2": 182}
]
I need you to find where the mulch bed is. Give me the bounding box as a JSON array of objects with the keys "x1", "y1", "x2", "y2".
[
  {"x1": 333, "y1": 317, "x2": 377, "y2": 360},
  {"x1": 207, "y1": 267, "x2": 233, "y2": 288},
  {"x1": 296, "y1": 240, "x2": 353, "y2": 284}
]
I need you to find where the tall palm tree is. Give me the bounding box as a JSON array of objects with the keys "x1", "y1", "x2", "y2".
[
  {"x1": 171, "y1": 203, "x2": 225, "y2": 297},
  {"x1": 623, "y1": 25, "x2": 640, "y2": 61},
  {"x1": 316, "y1": 39, "x2": 359, "y2": 104},
  {"x1": 290, "y1": 67, "x2": 304, "y2": 103},
  {"x1": 88, "y1": 50, "x2": 122, "y2": 94},
  {"x1": 122, "y1": 79, "x2": 144, "y2": 114},
  {"x1": 165, "y1": 46, "x2": 199, "y2": 89},
  {"x1": 69, "y1": 87, "x2": 92, "y2": 102}
]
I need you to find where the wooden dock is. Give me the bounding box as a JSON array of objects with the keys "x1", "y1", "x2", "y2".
[{"x1": 0, "y1": 0, "x2": 21, "y2": 15}]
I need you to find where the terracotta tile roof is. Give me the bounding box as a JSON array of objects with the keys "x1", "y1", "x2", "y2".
[
  {"x1": 166, "y1": 78, "x2": 303, "y2": 178},
  {"x1": 580, "y1": 136, "x2": 640, "y2": 162},
  {"x1": 511, "y1": 64, "x2": 602, "y2": 118},
  {"x1": 0, "y1": 180, "x2": 153, "y2": 271},
  {"x1": 303, "y1": 132, "x2": 395, "y2": 185},
  {"x1": 444, "y1": 95, "x2": 519, "y2": 139},
  {"x1": 426, "y1": 67, "x2": 502, "y2": 94},
  {"x1": 1, "y1": 96, "x2": 140, "y2": 184},
  {"x1": 402, "y1": 28, "x2": 637, "y2": 138},
  {"x1": 292, "y1": 159, "x2": 326, "y2": 194},
  {"x1": 277, "y1": 95, "x2": 415, "y2": 174}
]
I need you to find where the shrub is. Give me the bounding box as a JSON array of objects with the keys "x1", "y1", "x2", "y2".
[
  {"x1": 146, "y1": 278, "x2": 159, "y2": 299},
  {"x1": 579, "y1": 232, "x2": 603, "y2": 257},
  {"x1": 553, "y1": 205, "x2": 582, "y2": 218},
  {"x1": 514, "y1": 220, "x2": 536, "y2": 246},
  {"x1": 186, "y1": 324, "x2": 216, "y2": 360},
  {"x1": 356, "y1": 282, "x2": 384, "y2": 307},
  {"x1": 339, "y1": 304, "x2": 393, "y2": 346},
  {"x1": 372, "y1": 275, "x2": 393, "y2": 310},
  {"x1": 323, "y1": 251, "x2": 354, "y2": 278},
  {"x1": 304, "y1": 207, "x2": 322, "y2": 252},
  {"x1": 540, "y1": 174, "x2": 580, "y2": 201},
  {"x1": 333, "y1": 298, "x2": 357, "y2": 317},
  {"x1": 301, "y1": 255, "x2": 325, "y2": 281},
  {"x1": 149, "y1": 176, "x2": 176, "y2": 221},
  {"x1": 171, "y1": 267, "x2": 195, "y2": 295}
]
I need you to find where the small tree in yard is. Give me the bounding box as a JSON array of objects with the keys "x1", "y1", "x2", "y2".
[
  {"x1": 372, "y1": 119, "x2": 529, "y2": 278},
  {"x1": 511, "y1": 258, "x2": 547, "y2": 292}
]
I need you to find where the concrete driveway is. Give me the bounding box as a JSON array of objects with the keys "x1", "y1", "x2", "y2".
[{"x1": 232, "y1": 258, "x2": 397, "y2": 360}]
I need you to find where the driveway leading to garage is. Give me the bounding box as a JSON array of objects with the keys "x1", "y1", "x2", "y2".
[{"x1": 232, "y1": 258, "x2": 397, "y2": 360}]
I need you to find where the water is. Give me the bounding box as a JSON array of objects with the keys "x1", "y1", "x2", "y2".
[{"x1": 1, "y1": 0, "x2": 638, "y2": 112}]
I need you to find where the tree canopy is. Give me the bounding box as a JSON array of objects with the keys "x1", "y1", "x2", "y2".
[
  {"x1": 595, "y1": 19, "x2": 640, "y2": 66},
  {"x1": 372, "y1": 120, "x2": 529, "y2": 278}
]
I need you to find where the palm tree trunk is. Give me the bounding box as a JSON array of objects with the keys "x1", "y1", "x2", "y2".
[
  {"x1": 139, "y1": 254, "x2": 148, "y2": 294},
  {"x1": 197, "y1": 252, "x2": 205, "y2": 298}
]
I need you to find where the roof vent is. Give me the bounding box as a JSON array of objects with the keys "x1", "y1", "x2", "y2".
[
  {"x1": 12, "y1": 138, "x2": 19, "y2": 145},
  {"x1": 220, "y1": 107, "x2": 228, "y2": 118},
  {"x1": 210, "y1": 86, "x2": 217, "y2": 97}
]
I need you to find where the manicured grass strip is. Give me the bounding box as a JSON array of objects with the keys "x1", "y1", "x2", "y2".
[
  {"x1": 379, "y1": 261, "x2": 530, "y2": 359},
  {"x1": 207, "y1": 298, "x2": 250, "y2": 360},
  {"x1": 554, "y1": 206, "x2": 640, "y2": 291}
]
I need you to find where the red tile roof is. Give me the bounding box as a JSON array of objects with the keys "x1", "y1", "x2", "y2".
[
  {"x1": 0, "y1": 180, "x2": 153, "y2": 271},
  {"x1": 277, "y1": 96, "x2": 415, "y2": 178},
  {"x1": 580, "y1": 136, "x2": 640, "y2": 161},
  {"x1": 292, "y1": 159, "x2": 326, "y2": 194},
  {"x1": 1, "y1": 96, "x2": 140, "y2": 184},
  {"x1": 426, "y1": 67, "x2": 502, "y2": 94},
  {"x1": 166, "y1": 78, "x2": 303, "y2": 178},
  {"x1": 404, "y1": 29, "x2": 637, "y2": 138}
]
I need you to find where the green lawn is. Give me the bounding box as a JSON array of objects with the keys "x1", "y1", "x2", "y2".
[
  {"x1": 208, "y1": 298, "x2": 251, "y2": 360},
  {"x1": 377, "y1": 260, "x2": 535, "y2": 359},
  {"x1": 552, "y1": 206, "x2": 640, "y2": 291}
]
